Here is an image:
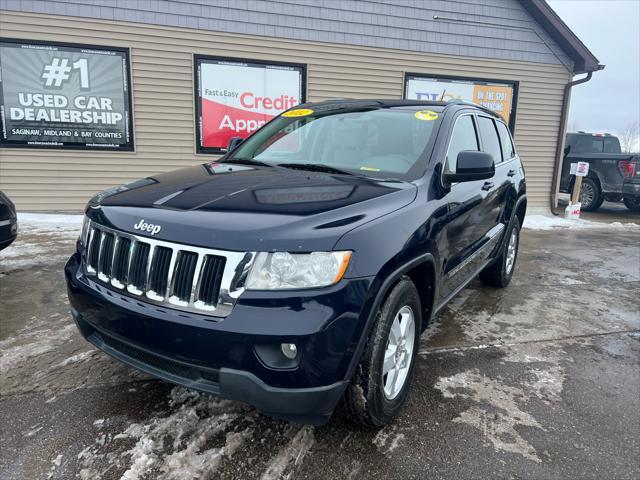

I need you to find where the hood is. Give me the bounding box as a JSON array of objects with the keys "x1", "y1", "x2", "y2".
[{"x1": 89, "y1": 163, "x2": 417, "y2": 252}]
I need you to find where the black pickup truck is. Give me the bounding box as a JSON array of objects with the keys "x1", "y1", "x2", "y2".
[{"x1": 559, "y1": 132, "x2": 640, "y2": 211}]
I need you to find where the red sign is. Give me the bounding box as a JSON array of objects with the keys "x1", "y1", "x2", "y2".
[{"x1": 195, "y1": 57, "x2": 305, "y2": 153}]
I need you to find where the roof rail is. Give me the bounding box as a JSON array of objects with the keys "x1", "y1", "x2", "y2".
[{"x1": 445, "y1": 99, "x2": 500, "y2": 118}]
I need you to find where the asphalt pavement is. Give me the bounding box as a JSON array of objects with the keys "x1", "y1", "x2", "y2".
[{"x1": 1, "y1": 214, "x2": 639, "y2": 479}]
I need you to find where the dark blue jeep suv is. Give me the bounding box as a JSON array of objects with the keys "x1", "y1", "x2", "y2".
[{"x1": 65, "y1": 99, "x2": 526, "y2": 426}]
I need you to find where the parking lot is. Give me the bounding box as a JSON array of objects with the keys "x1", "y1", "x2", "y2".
[{"x1": 1, "y1": 214, "x2": 639, "y2": 480}]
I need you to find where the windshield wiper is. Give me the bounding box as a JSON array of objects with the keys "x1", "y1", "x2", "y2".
[
  {"x1": 223, "y1": 157, "x2": 273, "y2": 167},
  {"x1": 277, "y1": 163, "x2": 356, "y2": 176}
]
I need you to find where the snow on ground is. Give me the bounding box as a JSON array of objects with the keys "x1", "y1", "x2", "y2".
[
  {"x1": 56, "y1": 350, "x2": 97, "y2": 368},
  {"x1": 17, "y1": 213, "x2": 83, "y2": 236},
  {"x1": 523, "y1": 214, "x2": 638, "y2": 230},
  {"x1": 0, "y1": 213, "x2": 82, "y2": 272},
  {"x1": 372, "y1": 426, "x2": 405, "y2": 455},
  {"x1": 434, "y1": 340, "x2": 571, "y2": 463},
  {"x1": 0, "y1": 314, "x2": 77, "y2": 374},
  {"x1": 79, "y1": 387, "x2": 257, "y2": 480},
  {"x1": 260, "y1": 425, "x2": 315, "y2": 480}
]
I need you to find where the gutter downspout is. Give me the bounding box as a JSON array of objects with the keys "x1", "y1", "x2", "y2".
[{"x1": 550, "y1": 70, "x2": 597, "y2": 210}]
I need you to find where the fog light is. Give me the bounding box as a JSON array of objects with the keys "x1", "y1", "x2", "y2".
[{"x1": 281, "y1": 343, "x2": 297, "y2": 359}]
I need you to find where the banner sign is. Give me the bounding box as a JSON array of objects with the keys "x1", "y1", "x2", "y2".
[
  {"x1": 0, "y1": 39, "x2": 133, "y2": 150},
  {"x1": 404, "y1": 74, "x2": 518, "y2": 129},
  {"x1": 195, "y1": 56, "x2": 306, "y2": 153}
]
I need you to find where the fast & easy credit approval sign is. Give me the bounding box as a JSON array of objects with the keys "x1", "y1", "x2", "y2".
[
  {"x1": 405, "y1": 74, "x2": 517, "y2": 128},
  {"x1": 0, "y1": 39, "x2": 133, "y2": 150},
  {"x1": 195, "y1": 56, "x2": 305, "y2": 153}
]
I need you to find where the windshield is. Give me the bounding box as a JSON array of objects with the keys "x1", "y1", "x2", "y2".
[{"x1": 227, "y1": 106, "x2": 442, "y2": 181}]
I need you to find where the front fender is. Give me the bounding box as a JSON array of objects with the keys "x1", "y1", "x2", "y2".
[{"x1": 341, "y1": 253, "x2": 437, "y2": 382}]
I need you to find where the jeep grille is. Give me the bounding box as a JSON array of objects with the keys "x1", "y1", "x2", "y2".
[{"x1": 83, "y1": 221, "x2": 253, "y2": 317}]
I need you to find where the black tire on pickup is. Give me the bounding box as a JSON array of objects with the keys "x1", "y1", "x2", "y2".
[
  {"x1": 623, "y1": 196, "x2": 640, "y2": 212},
  {"x1": 340, "y1": 278, "x2": 421, "y2": 427},
  {"x1": 579, "y1": 177, "x2": 604, "y2": 211},
  {"x1": 479, "y1": 218, "x2": 520, "y2": 288}
]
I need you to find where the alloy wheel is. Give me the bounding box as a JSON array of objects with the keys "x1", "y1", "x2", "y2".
[
  {"x1": 382, "y1": 305, "x2": 416, "y2": 400},
  {"x1": 505, "y1": 228, "x2": 518, "y2": 274},
  {"x1": 580, "y1": 182, "x2": 595, "y2": 209}
]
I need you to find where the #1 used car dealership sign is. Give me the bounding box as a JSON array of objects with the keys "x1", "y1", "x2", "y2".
[
  {"x1": 195, "y1": 56, "x2": 305, "y2": 153},
  {"x1": 0, "y1": 39, "x2": 133, "y2": 150}
]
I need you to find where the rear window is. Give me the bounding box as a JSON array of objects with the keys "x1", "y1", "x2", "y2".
[
  {"x1": 572, "y1": 135, "x2": 621, "y2": 154},
  {"x1": 496, "y1": 121, "x2": 516, "y2": 160},
  {"x1": 477, "y1": 116, "x2": 503, "y2": 164},
  {"x1": 574, "y1": 137, "x2": 603, "y2": 153}
]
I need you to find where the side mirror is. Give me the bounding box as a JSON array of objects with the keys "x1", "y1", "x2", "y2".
[
  {"x1": 227, "y1": 136, "x2": 244, "y2": 152},
  {"x1": 444, "y1": 151, "x2": 495, "y2": 183}
]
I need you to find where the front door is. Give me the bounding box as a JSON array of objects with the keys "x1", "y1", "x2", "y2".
[{"x1": 437, "y1": 113, "x2": 501, "y2": 304}]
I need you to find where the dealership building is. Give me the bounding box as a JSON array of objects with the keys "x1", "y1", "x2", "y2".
[{"x1": 0, "y1": 0, "x2": 600, "y2": 212}]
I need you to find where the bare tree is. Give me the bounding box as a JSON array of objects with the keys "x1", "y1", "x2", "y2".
[{"x1": 619, "y1": 121, "x2": 640, "y2": 153}]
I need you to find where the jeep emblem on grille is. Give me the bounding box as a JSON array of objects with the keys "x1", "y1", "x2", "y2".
[{"x1": 133, "y1": 219, "x2": 162, "y2": 236}]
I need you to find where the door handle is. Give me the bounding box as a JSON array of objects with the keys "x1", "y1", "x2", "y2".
[
  {"x1": 481, "y1": 182, "x2": 494, "y2": 191},
  {"x1": 507, "y1": 169, "x2": 517, "y2": 177}
]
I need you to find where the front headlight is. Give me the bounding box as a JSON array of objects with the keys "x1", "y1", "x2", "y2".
[{"x1": 245, "y1": 251, "x2": 352, "y2": 290}]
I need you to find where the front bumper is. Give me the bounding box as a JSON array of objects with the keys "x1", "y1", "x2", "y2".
[{"x1": 65, "y1": 253, "x2": 375, "y2": 424}]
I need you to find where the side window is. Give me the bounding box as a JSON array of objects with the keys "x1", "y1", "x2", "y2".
[
  {"x1": 496, "y1": 121, "x2": 516, "y2": 160},
  {"x1": 445, "y1": 115, "x2": 479, "y2": 173},
  {"x1": 477, "y1": 116, "x2": 503, "y2": 164}
]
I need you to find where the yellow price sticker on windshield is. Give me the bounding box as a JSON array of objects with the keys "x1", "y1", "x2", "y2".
[
  {"x1": 282, "y1": 108, "x2": 314, "y2": 117},
  {"x1": 415, "y1": 110, "x2": 439, "y2": 121}
]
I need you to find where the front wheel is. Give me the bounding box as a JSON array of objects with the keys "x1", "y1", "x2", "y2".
[
  {"x1": 623, "y1": 196, "x2": 640, "y2": 212},
  {"x1": 479, "y1": 218, "x2": 520, "y2": 288},
  {"x1": 341, "y1": 278, "x2": 421, "y2": 427}
]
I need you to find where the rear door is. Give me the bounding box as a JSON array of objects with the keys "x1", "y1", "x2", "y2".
[
  {"x1": 496, "y1": 119, "x2": 521, "y2": 214},
  {"x1": 477, "y1": 115, "x2": 509, "y2": 231}
]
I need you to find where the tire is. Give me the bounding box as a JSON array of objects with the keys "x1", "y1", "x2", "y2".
[
  {"x1": 579, "y1": 177, "x2": 604, "y2": 211},
  {"x1": 623, "y1": 196, "x2": 640, "y2": 212},
  {"x1": 341, "y1": 278, "x2": 422, "y2": 427},
  {"x1": 479, "y1": 218, "x2": 520, "y2": 288}
]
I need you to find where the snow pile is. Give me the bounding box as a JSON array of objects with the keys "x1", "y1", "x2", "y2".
[
  {"x1": 17, "y1": 212, "x2": 83, "y2": 236},
  {"x1": 79, "y1": 387, "x2": 255, "y2": 480},
  {"x1": 523, "y1": 214, "x2": 639, "y2": 230}
]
